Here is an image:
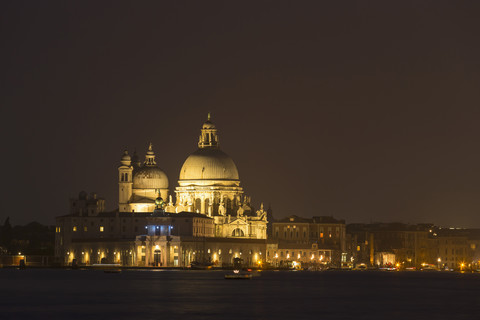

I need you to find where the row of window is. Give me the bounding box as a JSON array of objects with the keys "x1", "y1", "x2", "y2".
[
  {"x1": 70, "y1": 225, "x2": 141, "y2": 233},
  {"x1": 275, "y1": 230, "x2": 337, "y2": 239},
  {"x1": 280, "y1": 225, "x2": 341, "y2": 232},
  {"x1": 272, "y1": 250, "x2": 331, "y2": 260},
  {"x1": 73, "y1": 226, "x2": 104, "y2": 232},
  {"x1": 202, "y1": 249, "x2": 261, "y2": 255}
]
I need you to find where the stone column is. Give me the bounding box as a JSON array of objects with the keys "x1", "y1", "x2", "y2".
[{"x1": 200, "y1": 194, "x2": 205, "y2": 214}]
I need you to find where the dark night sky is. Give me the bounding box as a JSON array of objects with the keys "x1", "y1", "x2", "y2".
[{"x1": 1, "y1": 1, "x2": 480, "y2": 227}]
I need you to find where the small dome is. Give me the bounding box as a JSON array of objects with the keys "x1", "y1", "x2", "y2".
[
  {"x1": 121, "y1": 150, "x2": 131, "y2": 161},
  {"x1": 133, "y1": 166, "x2": 169, "y2": 189},
  {"x1": 120, "y1": 150, "x2": 131, "y2": 166},
  {"x1": 202, "y1": 120, "x2": 216, "y2": 130},
  {"x1": 179, "y1": 148, "x2": 239, "y2": 181}
]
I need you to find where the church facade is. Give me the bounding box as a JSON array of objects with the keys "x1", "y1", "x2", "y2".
[{"x1": 55, "y1": 114, "x2": 270, "y2": 267}]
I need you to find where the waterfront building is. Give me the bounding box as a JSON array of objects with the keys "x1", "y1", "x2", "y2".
[
  {"x1": 267, "y1": 215, "x2": 346, "y2": 268},
  {"x1": 433, "y1": 228, "x2": 479, "y2": 270},
  {"x1": 345, "y1": 223, "x2": 480, "y2": 270},
  {"x1": 346, "y1": 223, "x2": 434, "y2": 268},
  {"x1": 55, "y1": 115, "x2": 268, "y2": 267},
  {"x1": 345, "y1": 224, "x2": 375, "y2": 267}
]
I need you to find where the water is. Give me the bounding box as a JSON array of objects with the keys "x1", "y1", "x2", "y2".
[{"x1": 1, "y1": 269, "x2": 479, "y2": 320}]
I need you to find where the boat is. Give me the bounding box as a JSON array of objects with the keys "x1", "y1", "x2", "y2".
[{"x1": 225, "y1": 270, "x2": 252, "y2": 279}]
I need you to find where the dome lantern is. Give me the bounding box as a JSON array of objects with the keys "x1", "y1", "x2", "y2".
[
  {"x1": 198, "y1": 113, "x2": 219, "y2": 148},
  {"x1": 144, "y1": 142, "x2": 157, "y2": 166}
]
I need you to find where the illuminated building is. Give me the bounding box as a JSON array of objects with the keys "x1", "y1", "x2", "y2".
[
  {"x1": 267, "y1": 215, "x2": 346, "y2": 268},
  {"x1": 55, "y1": 114, "x2": 268, "y2": 267},
  {"x1": 435, "y1": 229, "x2": 472, "y2": 270}
]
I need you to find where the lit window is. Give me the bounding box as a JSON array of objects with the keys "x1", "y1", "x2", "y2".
[
  {"x1": 357, "y1": 246, "x2": 361, "y2": 251},
  {"x1": 73, "y1": 226, "x2": 77, "y2": 232},
  {"x1": 84, "y1": 226, "x2": 88, "y2": 232},
  {"x1": 100, "y1": 226, "x2": 104, "y2": 232}
]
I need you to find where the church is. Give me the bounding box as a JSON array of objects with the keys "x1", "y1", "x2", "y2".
[{"x1": 55, "y1": 114, "x2": 270, "y2": 267}]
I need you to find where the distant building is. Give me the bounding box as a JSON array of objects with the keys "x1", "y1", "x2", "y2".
[
  {"x1": 434, "y1": 228, "x2": 479, "y2": 270},
  {"x1": 268, "y1": 215, "x2": 346, "y2": 267},
  {"x1": 347, "y1": 223, "x2": 435, "y2": 268},
  {"x1": 346, "y1": 223, "x2": 479, "y2": 270}
]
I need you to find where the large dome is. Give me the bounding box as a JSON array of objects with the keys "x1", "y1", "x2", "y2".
[
  {"x1": 133, "y1": 166, "x2": 169, "y2": 189},
  {"x1": 179, "y1": 148, "x2": 239, "y2": 181}
]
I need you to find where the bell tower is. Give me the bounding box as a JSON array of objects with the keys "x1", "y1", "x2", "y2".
[{"x1": 118, "y1": 150, "x2": 133, "y2": 212}]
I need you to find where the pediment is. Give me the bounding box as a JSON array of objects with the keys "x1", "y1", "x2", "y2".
[{"x1": 228, "y1": 218, "x2": 249, "y2": 225}]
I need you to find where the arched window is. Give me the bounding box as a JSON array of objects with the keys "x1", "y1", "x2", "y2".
[{"x1": 232, "y1": 228, "x2": 245, "y2": 237}]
